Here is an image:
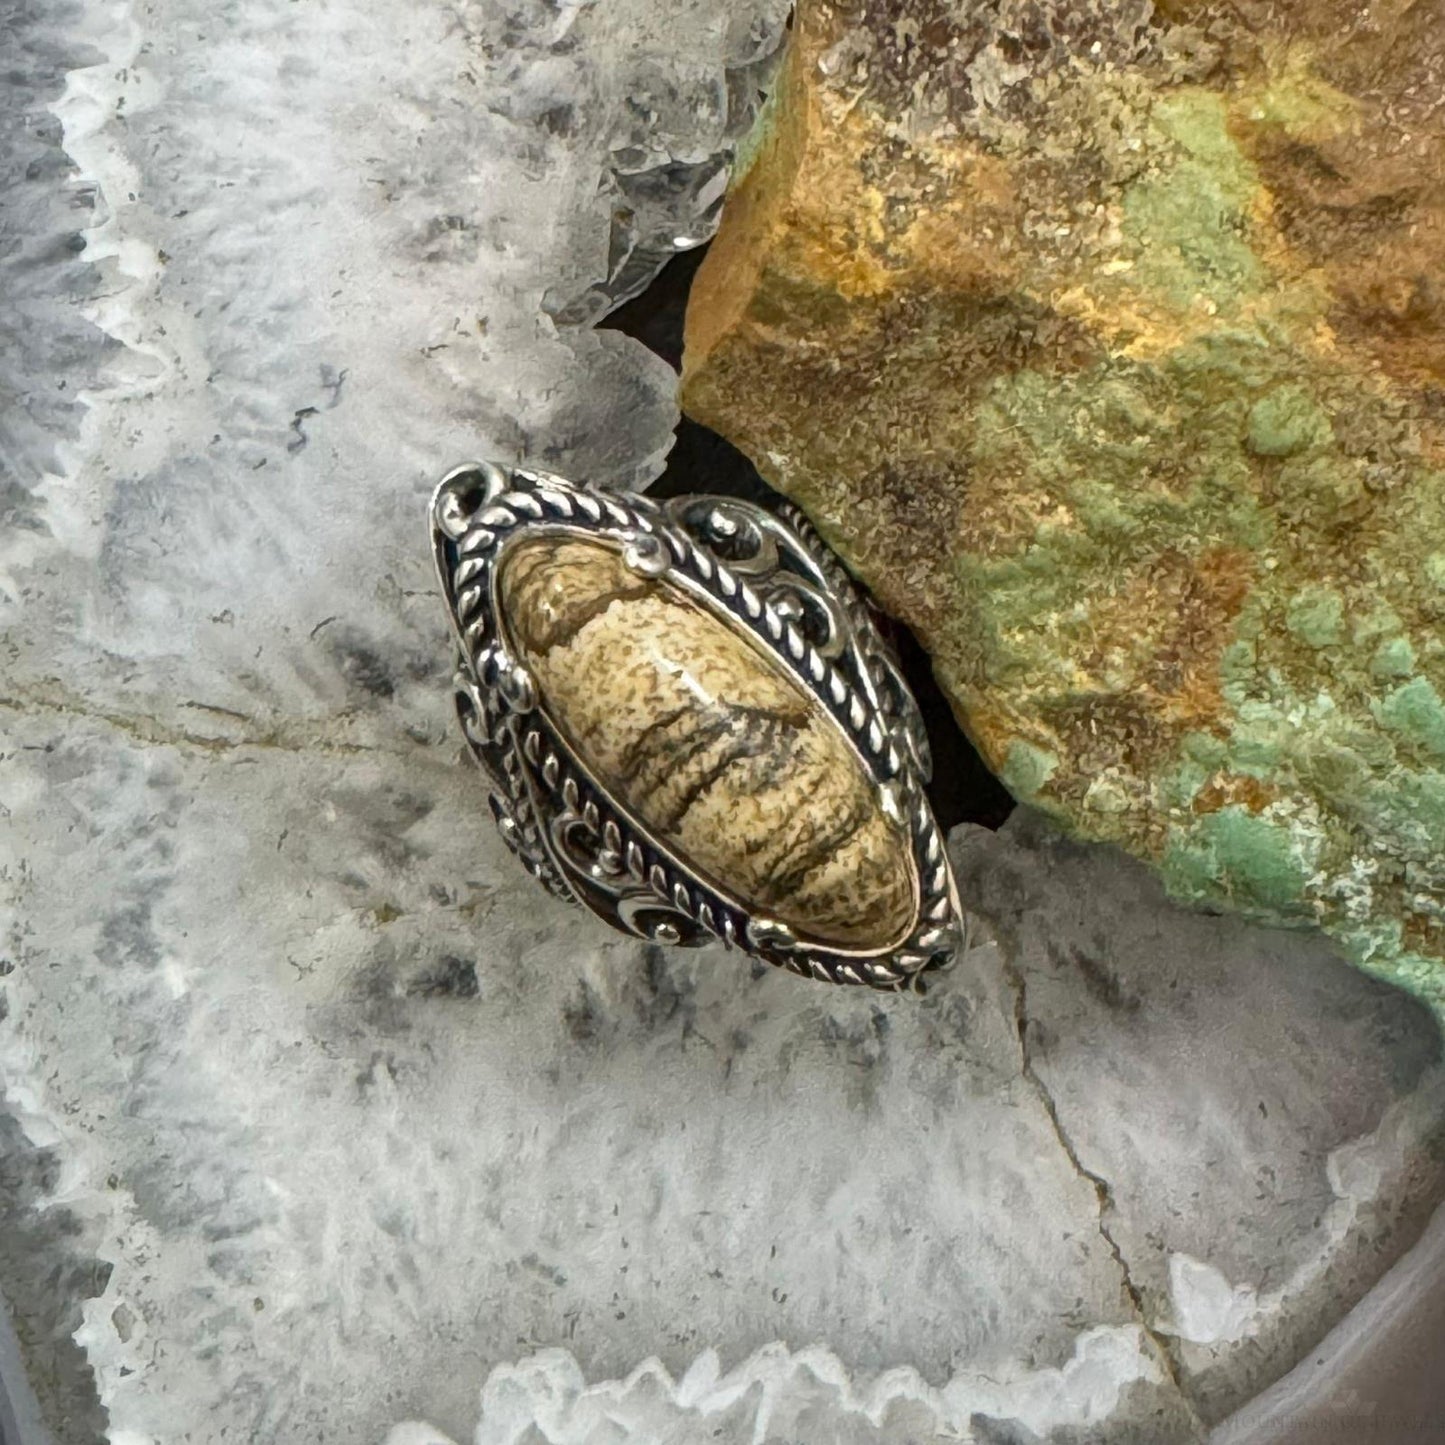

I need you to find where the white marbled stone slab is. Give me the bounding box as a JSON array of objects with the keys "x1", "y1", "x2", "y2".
[{"x1": 1, "y1": 2, "x2": 1442, "y2": 1442}]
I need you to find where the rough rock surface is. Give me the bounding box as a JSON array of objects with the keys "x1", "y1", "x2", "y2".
[
  {"x1": 682, "y1": 0, "x2": 1445, "y2": 1016},
  {"x1": 4, "y1": 0, "x2": 1445, "y2": 1442}
]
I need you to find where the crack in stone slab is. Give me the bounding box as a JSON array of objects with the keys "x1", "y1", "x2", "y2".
[
  {"x1": 0, "y1": 684, "x2": 412, "y2": 761},
  {"x1": 1001, "y1": 955, "x2": 1210, "y2": 1439}
]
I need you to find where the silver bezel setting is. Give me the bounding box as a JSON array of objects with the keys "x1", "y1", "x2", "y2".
[{"x1": 430, "y1": 461, "x2": 964, "y2": 991}]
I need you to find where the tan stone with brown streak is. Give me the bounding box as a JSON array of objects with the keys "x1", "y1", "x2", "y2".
[{"x1": 498, "y1": 536, "x2": 918, "y2": 951}]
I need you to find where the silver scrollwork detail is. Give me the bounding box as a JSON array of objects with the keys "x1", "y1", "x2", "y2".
[
  {"x1": 665, "y1": 495, "x2": 851, "y2": 661},
  {"x1": 545, "y1": 806, "x2": 701, "y2": 946},
  {"x1": 431, "y1": 462, "x2": 967, "y2": 991}
]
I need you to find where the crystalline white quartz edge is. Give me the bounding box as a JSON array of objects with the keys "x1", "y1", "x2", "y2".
[
  {"x1": 1209, "y1": 1191, "x2": 1445, "y2": 1444},
  {"x1": 384, "y1": 1328, "x2": 1164, "y2": 1445},
  {"x1": 1163, "y1": 1065, "x2": 1445, "y2": 1350}
]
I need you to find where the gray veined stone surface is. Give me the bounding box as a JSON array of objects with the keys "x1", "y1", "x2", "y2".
[{"x1": 1, "y1": 1, "x2": 1444, "y2": 1443}]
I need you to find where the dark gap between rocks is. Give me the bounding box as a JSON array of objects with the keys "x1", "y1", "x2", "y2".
[{"x1": 608, "y1": 246, "x2": 1016, "y2": 834}]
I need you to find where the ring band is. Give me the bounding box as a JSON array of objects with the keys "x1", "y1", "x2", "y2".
[{"x1": 430, "y1": 462, "x2": 964, "y2": 990}]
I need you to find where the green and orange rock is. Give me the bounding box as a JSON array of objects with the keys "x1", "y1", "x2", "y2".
[{"x1": 681, "y1": 0, "x2": 1445, "y2": 1013}]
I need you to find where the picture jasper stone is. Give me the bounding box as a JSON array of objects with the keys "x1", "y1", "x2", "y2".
[{"x1": 497, "y1": 534, "x2": 918, "y2": 951}]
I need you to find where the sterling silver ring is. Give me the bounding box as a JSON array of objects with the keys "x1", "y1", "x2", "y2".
[{"x1": 430, "y1": 461, "x2": 964, "y2": 991}]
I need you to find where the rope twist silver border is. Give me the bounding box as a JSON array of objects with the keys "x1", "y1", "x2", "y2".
[{"x1": 430, "y1": 461, "x2": 966, "y2": 992}]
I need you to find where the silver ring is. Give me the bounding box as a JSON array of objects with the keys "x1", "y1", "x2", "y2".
[{"x1": 430, "y1": 461, "x2": 964, "y2": 991}]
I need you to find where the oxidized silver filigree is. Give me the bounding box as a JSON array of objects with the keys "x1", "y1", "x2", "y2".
[{"x1": 430, "y1": 461, "x2": 964, "y2": 991}]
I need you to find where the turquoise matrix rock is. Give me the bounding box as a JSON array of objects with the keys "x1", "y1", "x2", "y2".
[{"x1": 683, "y1": 0, "x2": 1445, "y2": 1016}]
